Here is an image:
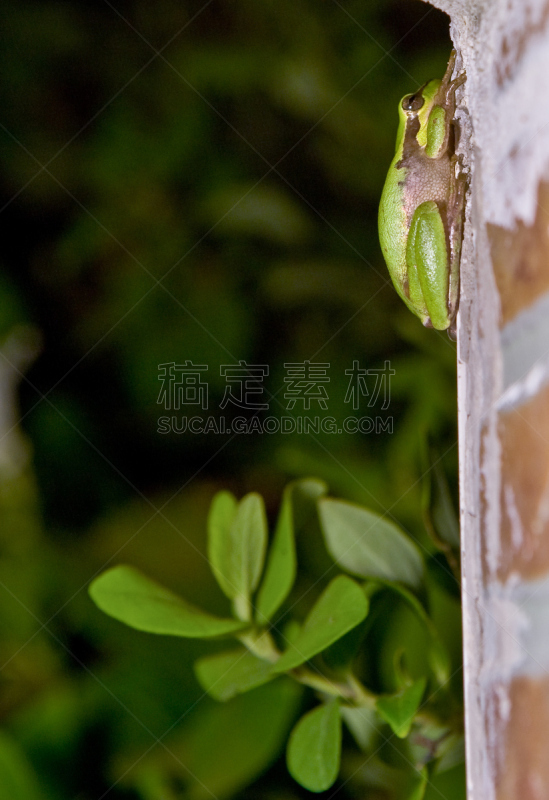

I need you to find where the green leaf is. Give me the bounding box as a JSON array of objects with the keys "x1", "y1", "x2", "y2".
[
  {"x1": 159, "y1": 680, "x2": 302, "y2": 800},
  {"x1": 207, "y1": 490, "x2": 238, "y2": 598},
  {"x1": 424, "y1": 764, "x2": 465, "y2": 800},
  {"x1": 322, "y1": 614, "x2": 369, "y2": 672},
  {"x1": 369, "y1": 580, "x2": 450, "y2": 685},
  {"x1": 89, "y1": 565, "x2": 246, "y2": 638},
  {"x1": 255, "y1": 479, "x2": 327, "y2": 625},
  {"x1": 427, "y1": 553, "x2": 461, "y2": 600},
  {"x1": 194, "y1": 647, "x2": 275, "y2": 701},
  {"x1": 319, "y1": 498, "x2": 424, "y2": 589},
  {"x1": 273, "y1": 575, "x2": 368, "y2": 672},
  {"x1": 287, "y1": 699, "x2": 341, "y2": 792},
  {"x1": 404, "y1": 768, "x2": 428, "y2": 800},
  {"x1": 359, "y1": 756, "x2": 427, "y2": 800},
  {"x1": 281, "y1": 618, "x2": 302, "y2": 645},
  {"x1": 434, "y1": 734, "x2": 465, "y2": 774},
  {"x1": 133, "y1": 765, "x2": 180, "y2": 800},
  {"x1": 421, "y1": 441, "x2": 460, "y2": 549},
  {"x1": 207, "y1": 492, "x2": 268, "y2": 620},
  {"x1": 376, "y1": 678, "x2": 427, "y2": 738},
  {"x1": 290, "y1": 477, "x2": 328, "y2": 529},
  {"x1": 0, "y1": 731, "x2": 45, "y2": 800},
  {"x1": 256, "y1": 485, "x2": 296, "y2": 624},
  {"x1": 408, "y1": 720, "x2": 451, "y2": 769},
  {"x1": 340, "y1": 705, "x2": 380, "y2": 752}
]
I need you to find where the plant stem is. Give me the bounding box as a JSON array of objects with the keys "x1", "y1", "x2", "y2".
[{"x1": 239, "y1": 628, "x2": 378, "y2": 707}]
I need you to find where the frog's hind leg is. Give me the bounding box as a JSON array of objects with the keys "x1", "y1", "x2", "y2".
[{"x1": 411, "y1": 200, "x2": 452, "y2": 331}]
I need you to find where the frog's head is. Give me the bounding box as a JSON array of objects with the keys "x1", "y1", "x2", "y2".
[{"x1": 395, "y1": 79, "x2": 442, "y2": 150}]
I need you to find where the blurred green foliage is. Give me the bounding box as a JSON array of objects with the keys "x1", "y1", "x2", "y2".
[
  {"x1": 89, "y1": 483, "x2": 463, "y2": 796},
  {"x1": 0, "y1": 0, "x2": 461, "y2": 798}
]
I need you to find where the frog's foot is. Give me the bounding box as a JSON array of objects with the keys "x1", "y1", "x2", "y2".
[{"x1": 441, "y1": 50, "x2": 466, "y2": 105}]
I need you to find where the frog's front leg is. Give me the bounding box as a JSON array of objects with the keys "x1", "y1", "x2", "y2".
[{"x1": 425, "y1": 55, "x2": 466, "y2": 159}]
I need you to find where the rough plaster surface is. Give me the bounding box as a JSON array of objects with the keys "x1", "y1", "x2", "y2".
[
  {"x1": 426, "y1": 1, "x2": 549, "y2": 798},
  {"x1": 498, "y1": 291, "x2": 549, "y2": 408}
]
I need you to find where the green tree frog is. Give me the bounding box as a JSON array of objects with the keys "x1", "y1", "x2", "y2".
[{"x1": 378, "y1": 50, "x2": 467, "y2": 337}]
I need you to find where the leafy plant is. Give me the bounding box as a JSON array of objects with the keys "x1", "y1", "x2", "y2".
[{"x1": 89, "y1": 478, "x2": 463, "y2": 797}]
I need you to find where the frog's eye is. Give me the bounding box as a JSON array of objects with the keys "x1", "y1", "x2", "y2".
[{"x1": 402, "y1": 93, "x2": 425, "y2": 112}]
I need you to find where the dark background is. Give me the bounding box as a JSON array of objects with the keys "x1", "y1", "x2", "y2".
[{"x1": 0, "y1": 1, "x2": 459, "y2": 798}]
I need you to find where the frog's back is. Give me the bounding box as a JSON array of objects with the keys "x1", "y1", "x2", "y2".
[{"x1": 378, "y1": 159, "x2": 409, "y2": 302}]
